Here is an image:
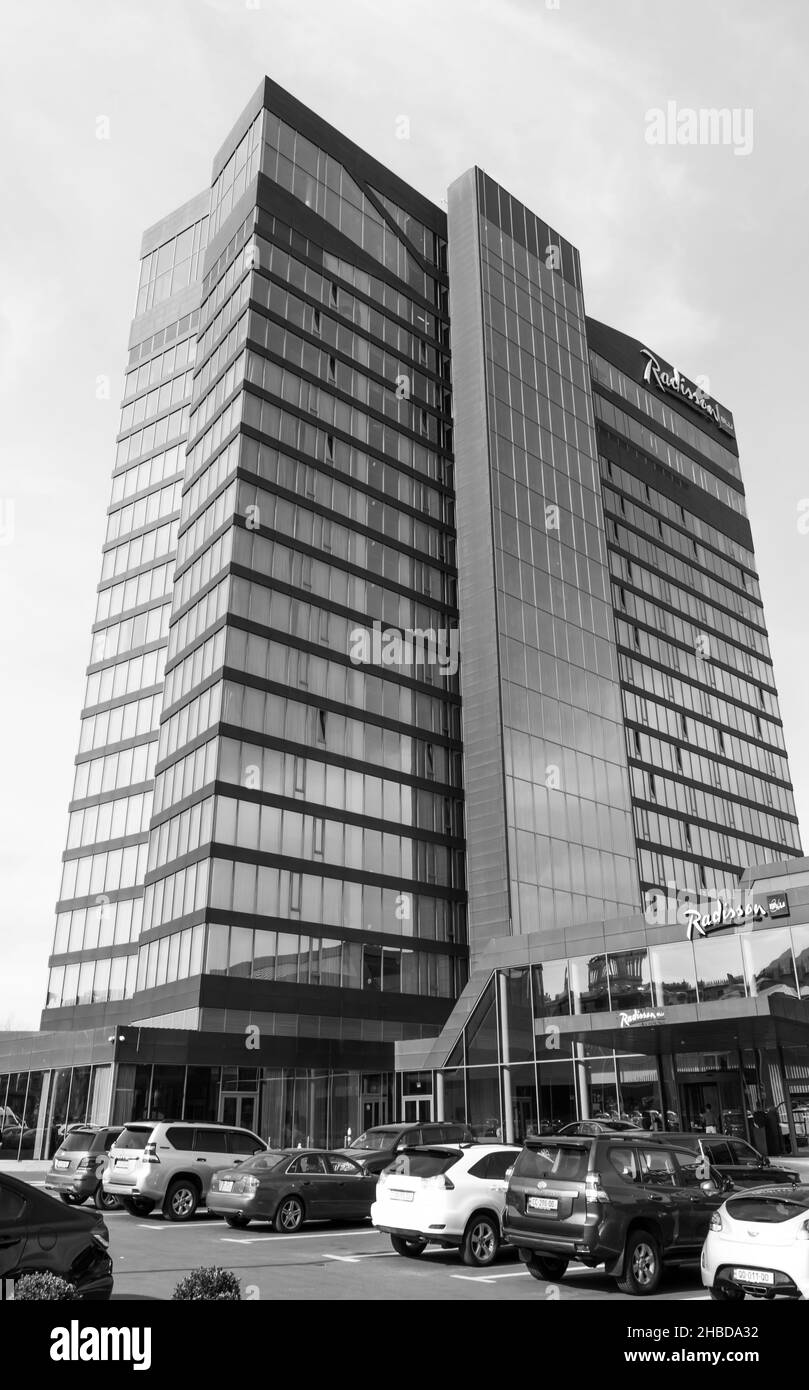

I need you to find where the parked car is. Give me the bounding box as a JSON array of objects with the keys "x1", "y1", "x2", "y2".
[
  {"x1": 208, "y1": 1148, "x2": 376, "y2": 1230},
  {"x1": 556, "y1": 1120, "x2": 640, "y2": 1136},
  {"x1": 338, "y1": 1122, "x2": 472, "y2": 1175},
  {"x1": 45, "y1": 1126, "x2": 124, "y2": 1211},
  {"x1": 0, "y1": 1171, "x2": 113, "y2": 1298},
  {"x1": 102, "y1": 1121, "x2": 266, "y2": 1221},
  {"x1": 701, "y1": 1184, "x2": 809, "y2": 1300},
  {"x1": 503, "y1": 1133, "x2": 728, "y2": 1296},
  {"x1": 372, "y1": 1142, "x2": 521, "y2": 1266},
  {"x1": 645, "y1": 1131, "x2": 800, "y2": 1188}
]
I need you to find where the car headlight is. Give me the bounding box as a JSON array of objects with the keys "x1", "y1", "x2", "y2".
[
  {"x1": 709, "y1": 1212, "x2": 723, "y2": 1233},
  {"x1": 795, "y1": 1219, "x2": 809, "y2": 1242}
]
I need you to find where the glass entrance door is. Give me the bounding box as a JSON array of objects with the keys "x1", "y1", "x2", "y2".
[
  {"x1": 403, "y1": 1098, "x2": 431, "y2": 1123},
  {"x1": 219, "y1": 1094, "x2": 257, "y2": 1133}
]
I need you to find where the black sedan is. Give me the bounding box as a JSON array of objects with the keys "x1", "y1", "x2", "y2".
[
  {"x1": 207, "y1": 1148, "x2": 377, "y2": 1231},
  {"x1": 0, "y1": 1171, "x2": 113, "y2": 1298}
]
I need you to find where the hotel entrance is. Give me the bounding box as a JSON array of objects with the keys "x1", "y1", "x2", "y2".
[{"x1": 678, "y1": 1076, "x2": 748, "y2": 1140}]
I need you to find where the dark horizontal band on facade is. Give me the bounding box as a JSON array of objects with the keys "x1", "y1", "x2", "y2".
[
  {"x1": 608, "y1": 545, "x2": 769, "y2": 639},
  {"x1": 630, "y1": 794, "x2": 799, "y2": 848},
  {"x1": 620, "y1": 679, "x2": 788, "y2": 759},
  {"x1": 601, "y1": 476, "x2": 759, "y2": 583},
  {"x1": 602, "y1": 504, "x2": 764, "y2": 613},
  {"x1": 615, "y1": 644, "x2": 781, "y2": 726},
  {"x1": 625, "y1": 755, "x2": 796, "y2": 817},
  {"x1": 135, "y1": 907, "x2": 466, "y2": 956},
  {"x1": 592, "y1": 380, "x2": 744, "y2": 497},
  {"x1": 622, "y1": 720, "x2": 794, "y2": 790}
]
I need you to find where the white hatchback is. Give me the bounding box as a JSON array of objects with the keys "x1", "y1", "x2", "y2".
[
  {"x1": 701, "y1": 1183, "x2": 809, "y2": 1300},
  {"x1": 371, "y1": 1142, "x2": 521, "y2": 1267}
]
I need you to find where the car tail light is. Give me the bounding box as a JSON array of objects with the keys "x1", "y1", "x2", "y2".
[
  {"x1": 143, "y1": 1141, "x2": 160, "y2": 1164},
  {"x1": 423, "y1": 1174, "x2": 454, "y2": 1190},
  {"x1": 76, "y1": 1156, "x2": 96, "y2": 1172},
  {"x1": 377, "y1": 1171, "x2": 389, "y2": 1186},
  {"x1": 242, "y1": 1175, "x2": 260, "y2": 1193},
  {"x1": 92, "y1": 1228, "x2": 110, "y2": 1251},
  {"x1": 709, "y1": 1211, "x2": 724, "y2": 1232},
  {"x1": 795, "y1": 1219, "x2": 809, "y2": 1241},
  {"x1": 585, "y1": 1173, "x2": 607, "y2": 1204}
]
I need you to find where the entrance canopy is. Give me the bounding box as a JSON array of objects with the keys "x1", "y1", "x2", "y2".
[{"x1": 537, "y1": 993, "x2": 809, "y2": 1056}]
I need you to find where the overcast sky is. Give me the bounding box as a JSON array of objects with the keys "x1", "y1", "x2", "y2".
[{"x1": 1, "y1": 0, "x2": 807, "y2": 1027}]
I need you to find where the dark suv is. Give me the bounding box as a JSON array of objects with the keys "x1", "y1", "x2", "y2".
[
  {"x1": 339, "y1": 1122, "x2": 472, "y2": 1174},
  {"x1": 644, "y1": 1132, "x2": 800, "y2": 1189},
  {"x1": 504, "y1": 1133, "x2": 728, "y2": 1295}
]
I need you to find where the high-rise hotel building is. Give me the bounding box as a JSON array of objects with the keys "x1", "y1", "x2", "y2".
[{"x1": 1, "y1": 78, "x2": 806, "y2": 1155}]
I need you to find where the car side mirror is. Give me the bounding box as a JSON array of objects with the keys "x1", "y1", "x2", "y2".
[
  {"x1": 700, "y1": 1178, "x2": 720, "y2": 1195},
  {"x1": 232, "y1": 1158, "x2": 243, "y2": 1165}
]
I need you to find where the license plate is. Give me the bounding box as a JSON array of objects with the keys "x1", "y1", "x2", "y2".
[
  {"x1": 391, "y1": 1190, "x2": 414, "y2": 1202},
  {"x1": 733, "y1": 1268, "x2": 773, "y2": 1285},
  {"x1": 54, "y1": 1159, "x2": 69, "y2": 1170},
  {"x1": 527, "y1": 1196, "x2": 559, "y2": 1212},
  {"x1": 115, "y1": 1158, "x2": 132, "y2": 1168},
  {"x1": 219, "y1": 1181, "x2": 234, "y2": 1193}
]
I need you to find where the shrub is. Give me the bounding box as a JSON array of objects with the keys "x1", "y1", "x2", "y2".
[
  {"x1": 14, "y1": 1272, "x2": 78, "y2": 1301},
  {"x1": 172, "y1": 1266, "x2": 242, "y2": 1301}
]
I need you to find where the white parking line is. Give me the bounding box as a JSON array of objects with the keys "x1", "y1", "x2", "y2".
[
  {"x1": 451, "y1": 1270, "x2": 531, "y2": 1284},
  {"x1": 219, "y1": 1227, "x2": 383, "y2": 1245}
]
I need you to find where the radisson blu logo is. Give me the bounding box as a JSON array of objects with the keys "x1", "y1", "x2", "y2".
[{"x1": 640, "y1": 348, "x2": 735, "y2": 438}]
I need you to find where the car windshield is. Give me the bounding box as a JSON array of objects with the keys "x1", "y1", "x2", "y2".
[
  {"x1": 113, "y1": 1127, "x2": 153, "y2": 1150},
  {"x1": 728, "y1": 1194, "x2": 809, "y2": 1223},
  {"x1": 59, "y1": 1131, "x2": 97, "y2": 1153},
  {"x1": 235, "y1": 1152, "x2": 288, "y2": 1173},
  {"x1": 385, "y1": 1149, "x2": 459, "y2": 1178},
  {"x1": 515, "y1": 1144, "x2": 589, "y2": 1182},
  {"x1": 349, "y1": 1131, "x2": 394, "y2": 1151}
]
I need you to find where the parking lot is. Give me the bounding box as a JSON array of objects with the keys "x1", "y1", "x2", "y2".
[{"x1": 11, "y1": 1167, "x2": 710, "y2": 1302}]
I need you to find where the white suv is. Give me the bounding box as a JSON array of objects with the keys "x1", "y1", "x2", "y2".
[
  {"x1": 371, "y1": 1142, "x2": 520, "y2": 1267},
  {"x1": 102, "y1": 1121, "x2": 266, "y2": 1221}
]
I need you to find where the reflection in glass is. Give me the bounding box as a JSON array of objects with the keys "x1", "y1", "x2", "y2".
[
  {"x1": 532, "y1": 960, "x2": 570, "y2": 1016},
  {"x1": 569, "y1": 955, "x2": 610, "y2": 1013},
  {"x1": 607, "y1": 948, "x2": 652, "y2": 1010},
  {"x1": 693, "y1": 936, "x2": 747, "y2": 1003},
  {"x1": 649, "y1": 942, "x2": 698, "y2": 1007},
  {"x1": 741, "y1": 929, "x2": 798, "y2": 998}
]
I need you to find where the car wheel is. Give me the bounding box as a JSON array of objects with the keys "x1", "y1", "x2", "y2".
[
  {"x1": 522, "y1": 1251, "x2": 569, "y2": 1281},
  {"x1": 709, "y1": 1281, "x2": 745, "y2": 1301},
  {"x1": 164, "y1": 1180, "x2": 199, "y2": 1222},
  {"x1": 94, "y1": 1188, "x2": 122, "y2": 1212},
  {"x1": 274, "y1": 1196, "x2": 304, "y2": 1232},
  {"x1": 617, "y1": 1229, "x2": 662, "y2": 1296},
  {"x1": 225, "y1": 1214, "x2": 250, "y2": 1229},
  {"x1": 461, "y1": 1214, "x2": 500, "y2": 1267},
  {"x1": 121, "y1": 1197, "x2": 156, "y2": 1217},
  {"x1": 60, "y1": 1193, "x2": 88, "y2": 1206},
  {"x1": 390, "y1": 1235, "x2": 428, "y2": 1257}
]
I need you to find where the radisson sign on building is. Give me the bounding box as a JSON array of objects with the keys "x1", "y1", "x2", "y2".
[{"x1": 640, "y1": 348, "x2": 735, "y2": 438}]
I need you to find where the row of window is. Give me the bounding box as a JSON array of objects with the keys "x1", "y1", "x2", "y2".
[
  {"x1": 143, "y1": 858, "x2": 209, "y2": 932},
  {"x1": 614, "y1": 581, "x2": 774, "y2": 689},
  {"x1": 480, "y1": 221, "x2": 584, "y2": 338},
  {"x1": 489, "y1": 394, "x2": 594, "y2": 504},
  {"x1": 485, "y1": 294, "x2": 589, "y2": 402},
  {"x1": 321, "y1": 245, "x2": 447, "y2": 340},
  {"x1": 106, "y1": 479, "x2": 182, "y2": 546},
  {"x1": 638, "y1": 849, "x2": 782, "y2": 897},
  {"x1": 109, "y1": 444, "x2": 185, "y2": 509},
  {"x1": 624, "y1": 691, "x2": 789, "y2": 782},
  {"x1": 194, "y1": 308, "x2": 249, "y2": 406},
  {"x1": 165, "y1": 572, "x2": 228, "y2": 673},
  {"x1": 127, "y1": 311, "x2": 200, "y2": 370},
  {"x1": 233, "y1": 527, "x2": 454, "y2": 635},
  {"x1": 157, "y1": 679, "x2": 222, "y2": 763},
  {"x1": 217, "y1": 738, "x2": 464, "y2": 837},
  {"x1": 85, "y1": 648, "x2": 165, "y2": 710},
  {"x1": 176, "y1": 479, "x2": 237, "y2": 570},
  {"x1": 242, "y1": 368, "x2": 448, "y2": 489},
  {"x1": 200, "y1": 204, "x2": 255, "y2": 313},
  {"x1": 101, "y1": 518, "x2": 177, "y2": 585},
  {"x1": 79, "y1": 692, "x2": 162, "y2": 754},
  {"x1": 223, "y1": 626, "x2": 460, "y2": 739},
  {"x1": 629, "y1": 765, "x2": 799, "y2": 846},
  {"x1": 208, "y1": 110, "x2": 263, "y2": 240},
  {"x1": 236, "y1": 479, "x2": 452, "y2": 603},
  {"x1": 124, "y1": 333, "x2": 196, "y2": 402},
  {"x1": 239, "y1": 403, "x2": 449, "y2": 522},
  {"x1": 52, "y1": 895, "x2": 144, "y2": 956},
  {"x1": 499, "y1": 541, "x2": 613, "y2": 647},
  {"x1": 612, "y1": 553, "x2": 771, "y2": 659},
  {"x1": 119, "y1": 370, "x2": 193, "y2": 433},
  {"x1": 201, "y1": 924, "x2": 458, "y2": 997},
  {"x1": 46, "y1": 953, "x2": 139, "y2": 1010},
  {"x1": 608, "y1": 514, "x2": 765, "y2": 629},
  {"x1": 211, "y1": 795, "x2": 458, "y2": 885},
  {"x1": 614, "y1": 617, "x2": 777, "y2": 719},
  {"x1": 628, "y1": 730, "x2": 797, "y2": 815},
  {"x1": 595, "y1": 396, "x2": 745, "y2": 515},
  {"x1": 73, "y1": 740, "x2": 157, "y2": 802},
  {"x1": 600, "y1": 456, "x2": 756, "y2": 573},
  {"x1": 621, "y1": 655, "x2": 784, "y2": 751},
  {"x1": 147, "y1": 797, "x2": 214, "y2": 874},
  {"x1": 634, "y1": 807, "x2": 794, "y2": 866},
  {"x1": 240, "y1": 435, "x2": 451, "y2": 563},
  {"x1": 509, "y1": 879, "x2": 637, "y2": 940},
  {"x1": 182, "y1": 395, "x2": 242, "y2": 494},
  {"x1": 188, "y1": 351, "x2": 246, "y2": 446},
  {"x1": 163, "y1": 625, "x2": 227, "y2": 714},
  {"x1": 66, "y1": 791, "x2": 153, "y2": 851},
  {"x1": 59, "y1": 843, "x2": 149, "y2": 904},
  {"x1": 590, "y1": 353, "x2": 740, "y2": 479},
  {"x1": 96, "y1": 560, "x2": 174, "y2": 625},
  {"x1": 173, "y1": 527, "x2": 232, "y2": 613},
  {"x1": 602, "y1": 482, "x2": 758, "y2": 601},
  {"x1": 115, "y1": 406, "x2": 189, "y2": 470},
  {"x1": 152, "y1": 738, "x2": 216, "y2": 818},
  {"x1": 249, "y1": 254, "x2": 447, "y2": 384},
  {"x1": 510, "y1": 821, "x2": 637, "y2": 906},
  {"x1": 136, "y1": 216, "x2": 208, "y2": 316},
  {"x1": 488, "y1": 326, "x2": 593, "y2": 437},
  {"x1": 178, "y1": 437, "x2": 240, "y2": 543},
  {"x1": 228, "y1": 571, "x2": 459, "y2": 694},
  {"x1": 90, "y1": 603, "x2": 171, "y2": 666},
  {"x1": 195, "y1": 255, "x2": 252, "y2": 369}
]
